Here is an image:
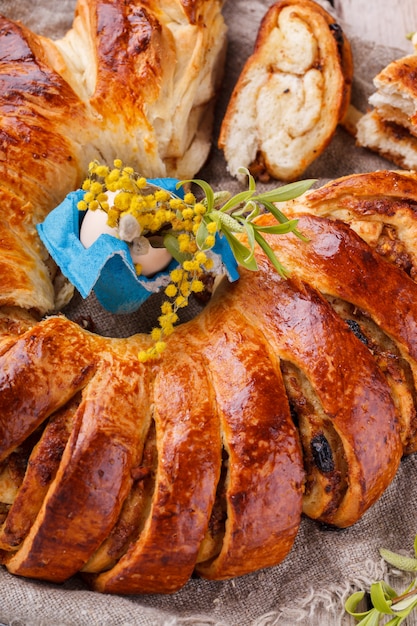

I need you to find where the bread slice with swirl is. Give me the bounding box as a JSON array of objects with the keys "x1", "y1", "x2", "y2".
[{"x1": 219, "y1": 0, "x2": 353, "y2": 181}]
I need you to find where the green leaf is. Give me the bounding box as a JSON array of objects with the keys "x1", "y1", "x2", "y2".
[
  {"x1": 237, "y1": 166, "x2": 256, "y2": 191},
  {"x1": 163, "y1": 233, "x2": 188, "y2": 265},
  {"x1": 260, "y1": 199, "x2": 292, "y2": 224},
  {"x1": 222, "y1": 230, "x2": 258, "y2": 271},
  {"x1": 179, "y1": 178, "x2": 215, "y2": 212},
  {"x1": 385, "y1": 617, "x2": 407, "y2": 625},
  {"x1": 259, "y1": 200, "x2": 309, "y2": 243},
  {"x1": 252, "y1": 179, "x2": 316, "y2": 203},
  {"x1": 196, "y1": 220, "x2": 210, "y2": 250},
  {"x1": 380, "y1": 548, "x2": 417, "y2": 572},
  {"x1": 241, "y1": 221, "x2": 256, "y2": 265},
  {"x1": 254, "y1": 219, "x2": 300, "y2": 235},
  {"x1": 345, "y1": 591, "x2": 370, "y2": 618},
  {"x1": 254, "y1": 231, "x2": 289, "y2": 277},
  {"x1": 218, "y1": 190, "x2": 255, "y2": 213},
  {"x1": 348, "y1": 608, "x2": 386, "y2": 626},
  {"x1": 231, "y1": 199, "x2": 259, "y2": 219},
  {"x1": 361, "y1": 611, "x2": 386, "y2": 626},
  {"x1": 391, "y1": 594, "x2": 417, "y2": 613},
  {"x1": 370, "y1": 581, "x2": 394, "y2": 614}
]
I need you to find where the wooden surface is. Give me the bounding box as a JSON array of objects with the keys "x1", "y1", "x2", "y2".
[{"x1": 332, "y1": 0, "x2": 417, "y2": 52}]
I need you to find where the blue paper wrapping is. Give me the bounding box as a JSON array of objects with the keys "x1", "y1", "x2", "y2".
[{"x1": 37, "y1": 179, "x2": 240, "y2": 314}]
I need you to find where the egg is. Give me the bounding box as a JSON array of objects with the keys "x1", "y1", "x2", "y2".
[
  {"x1": 79, "y1": 205, "x2": 172, "y2": 277},
  {"x1": 131, "y1": 243, "x2": 172, "y2": 277},
  {"x1": 79, "y1": 208, "x2": 118, "y2": 248}
]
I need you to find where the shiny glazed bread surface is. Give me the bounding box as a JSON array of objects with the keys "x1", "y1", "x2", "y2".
[{"x1": 0, "y1": 0, "x2": 416, "y2": 596}]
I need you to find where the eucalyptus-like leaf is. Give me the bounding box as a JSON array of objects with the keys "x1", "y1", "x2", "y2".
[
  {"x1": 370, "y1": 581, "x2": 395, "y2": 614},
  {"x1": 179, "y1": 178, "x2": 215, "y2": 212},
  {"x1": 380, "y1": 548, "x2": 417, "y2": 572},
  {"x1": 252, "y1": 179, "x2": 316, "y2": 203},
  {"x1": 254, "y1": 231, "x2": 289, "y2": 277},
  {"x1": 237, "y1": 166, "x2": 256, "y2": 191},
  {"x1": 360, "y1": 609, "x2": 387, "y2": 626},
  {"x1": 255, "y1": 219, "x2": 301, "y2": 235},
  {"x1": 259, "y1": 199, "x2": 291, "y2": 224},
  {"x1": 260, "y1": 201, "x2": 308, "y2": 242},
  {"x1": 241, "y1": 221, "x2": 256, "y2": 265},
  {"x1": 222, "y1": 230, "x2": 258, "y2": 271},
  {"x1": 345, "y1": 591, "x2": 370, "y2": 618},
  {"x1": 231, "y1": 199, "x2": 259, "y2": 219},
  {"x1": 218, "y1": 190, "x2": 255, "y2": 213},
  {"x1": 385, "y1": 617, "x2": 407, "y2": 625},
  {"x1": 163, "y1": 233, "x2": 188, "y2": 264},
  {"x1": 391, "y1": 592, "x2": 417, "y2": 613},
  {"x1": 196, "y1": 220, "x2": 210, "y2": 250}
]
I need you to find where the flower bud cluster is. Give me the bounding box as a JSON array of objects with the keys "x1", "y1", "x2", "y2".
[{"x1": 77, "y1": 160, "x2": 219, "y2": 361}]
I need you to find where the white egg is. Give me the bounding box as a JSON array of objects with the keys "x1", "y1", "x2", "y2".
[
  {"x1": 79, "y1": 208, "x2": 118, "y2": 248},
  {"x1": 79, "y1": 204, "x2": 172, "y2": 277},
  {"x1": 132, "y1": 245, "x2": 172, "y2": 277}
]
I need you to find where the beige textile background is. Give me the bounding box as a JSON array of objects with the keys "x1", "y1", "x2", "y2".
[{"x1": 0, "y1": 1, "x2": 417, "y2": 625}]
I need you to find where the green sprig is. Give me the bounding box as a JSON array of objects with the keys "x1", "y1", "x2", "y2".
[
  {"x1": 345, "y1": 535, "x2": 417, "y2": 625},
  {"x1": 179, "y1": 167, "x2": 314, "y2": 276}
]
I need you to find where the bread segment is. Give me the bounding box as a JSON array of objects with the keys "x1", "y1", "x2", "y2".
[
  {"x1": 0, "y1": 317, "x2": 97, "y2": 463},
  {"x1": 0, "y1": 0, "x2": 416, "y2": 596},
  {"x1": 0, "y1": 396, "x2": 79, "y2": 552},
  {"x1": 91, "y1": 337, "x2": 221, "y2": 594},
  {"x1": 4, "y1": 348, "x2": 153, "y2": 582},
  {"x1": 229, "y1": 264, "x2": 402, "y2": 527},
  {"x1": 353, "y1": 51, "x2": 417, "y2": 168},
  {"x1": 193, "y1": 296, "x2": 304, "y2": 579}
]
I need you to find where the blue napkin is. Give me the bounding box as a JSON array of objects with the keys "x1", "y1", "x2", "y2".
[{"x1": 37, "y1": 179, "x2": 239, "y2": 314}]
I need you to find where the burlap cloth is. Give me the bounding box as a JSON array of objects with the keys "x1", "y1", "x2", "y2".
[{"x1": 1, "y1": 1, "x2": 417, "y2": 624}]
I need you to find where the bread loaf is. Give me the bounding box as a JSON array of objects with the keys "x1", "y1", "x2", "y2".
[
  {"x1": 0, "y1": 244, "x2": 404, "y2": 591},
  {"x1": 0, "y1": 0, "x2": 416, "y2": 597},
  {"x1": 219, "y1": 0, "x2": 353, "y2": 181}
]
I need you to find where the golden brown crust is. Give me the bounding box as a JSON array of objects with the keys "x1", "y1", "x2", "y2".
[
  {"x1": 0, "y1": 225, "x2": 408, "y2": 587},
  {"x1": 371, "y1": 54, "x2": 417, "y2": 127},
  {"x1": 91, "y1": 337, "x2": 222, "y2": 593},
  {"x1": 0, "y1": 0, "x2": 226, "y2": 314},
  {"x1": 5, "y1": 345, "x2": 154, "y2": 582},
  {"x1": 227, "y1": 264, "x2": 402, "y2": 527},
  {"x1": 281, "y1": 170, "x2": 417, "y2": 279},
  {"x1": 0, "y1": 396, "x2": 79, "y2": 551},
  {"x1": 353, "y1": 52, "x2": 417, "y2": 167},
  {"x1": 193, "y1": 297, "x2": 304, "y2": 579},
  {"x1": 256, "y1": 211, "x2": 417, "y2": 453},
  {"x1": 0, "y1": 0, "x2": 415, "y2": 595},
  {"x1": 356, "y1": 110, "x2": 417, "y2": 171}
]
